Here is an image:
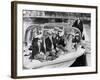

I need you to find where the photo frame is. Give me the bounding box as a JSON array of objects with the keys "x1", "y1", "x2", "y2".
[{"x1": 11, "y1": 1, "x2": 98, "y2": 78}]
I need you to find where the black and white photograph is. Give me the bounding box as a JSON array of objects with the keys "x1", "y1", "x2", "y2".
[
  {"x1": 23, "y1": 10, "x2": 91, "y2": 69},
  {"x1": 11, "y1": 1, "x2": 97, "y2": 78}
]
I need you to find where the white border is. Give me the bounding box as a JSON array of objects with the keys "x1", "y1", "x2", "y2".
[{"x1": 17, "y1": 4, "x2": 96, "y2": 76}]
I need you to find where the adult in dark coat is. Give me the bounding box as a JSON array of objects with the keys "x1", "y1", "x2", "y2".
[
  {"x1": 71, "y1": 18, "x2": 86, "y2": 67},
  {"x1": 72, "y1": 18, "x2": 83, "y2": 35},
  {"x1": 52, "y1": 37, "x2": 57, "y2": 50},
  {"x1": 45, "y1": 37, "x2": 52, "y2": 52},
  {"x1": 45, "y1": 32, "x2": 59, "y2": 52},
  {"x1": 56, "y1": 31, "x2": 65, "y2": 47},
  {"x1": 29, "y1": 38, "x2": 45, "y2": 59},
  {"x1": 58, "y1": 36, "x2": 65, "y2": 47}
]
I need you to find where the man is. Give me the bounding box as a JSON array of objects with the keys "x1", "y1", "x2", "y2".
[
  {"x1": 58, "y1": 31, "x2": 65, "y2": 47},
  {"x1": 29, "y1": 35, "x2": 45, "y2": 60},
  {"x1": 45, "y1": 31, "x2": 53, "y2": 52},
  {"x1": 71, "y1": 18, "x2": 86, "y2": 66},
  {"x1": 72, "y1": 18, "x2": 83, "y2": 36},
  {"x1": 45, "y1": 30, "x2": 57, "y2": 60}
]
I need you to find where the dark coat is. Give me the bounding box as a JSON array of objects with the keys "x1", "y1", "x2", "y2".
[
  {"x1": 71, "y1": 20, "x2": 86, "y2": 66},
  {"x1": 52, "y1": 37, "x2": 58, "y2": 50},
  {"x1": 45, "y1": 37, "x2": 52, "y2": 52},
  {"x1": 58, "y1": 37, "x2": 65, "y2": 47},
  {"x1": 30, "y1": 38, "x2": 45, "y2": 59},
  {"x1": 70, "y1": 54, "x2": 86, "y2": 67},
  {"x1": 72, "y1": 20, "x2": 83, "y2": 34}
]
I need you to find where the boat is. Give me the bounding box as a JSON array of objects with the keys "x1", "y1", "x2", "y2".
[{"x1": 23, "y1": 23, "x2": 91, "y2": 69}]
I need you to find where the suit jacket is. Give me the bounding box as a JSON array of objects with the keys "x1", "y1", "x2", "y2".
[
  {"x1": 58, "y1": 37, "x2": 65, "y2": 47},
  {"x1": 52, "y1": 37, "x2": 58, "y2": 50}
]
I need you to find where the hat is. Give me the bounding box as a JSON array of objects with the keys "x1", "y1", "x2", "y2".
[
  {"x1": 54, "y1": 27, "x2": 62, "y2": 31},
  {"x1": 35, "y1": 34, "x2": 42, "y2": 38},
  {"x1": 75, "y1": 33, "x2": 80, "y2": 36},
  {"x1": 59, "y1": 31, "x2": 64, "y2": 36},
  {"x1": 68, "y1": 31, "x2": 75, "y2": 36}
]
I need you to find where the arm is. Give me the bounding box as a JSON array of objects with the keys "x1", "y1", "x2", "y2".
[{"x1": 32, "y1": 46, "x2": 85, "y2": 69}]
